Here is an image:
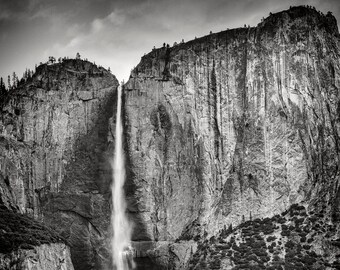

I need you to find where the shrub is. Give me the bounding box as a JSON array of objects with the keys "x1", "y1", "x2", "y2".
[
  {"x1": 307, "y1": 237, "x2": 313, "y2": 243},
  {"x1": 302, "y1": 244, "x2": 311, "y2": 250},
  {"x1": 285, "y1": 240, "x2": 295, "y2": 249},
  {"x1": 281, "y1": 230, "x2": 290, "y2": 237},
  {"x1": 267, "y1": 235, "x2": 277, "y2": 242}
]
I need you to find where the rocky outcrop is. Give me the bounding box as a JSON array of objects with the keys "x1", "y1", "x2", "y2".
[
  {"x1": 0, "y1": 243, "x2": 73, "y2": 270},
  {"x1": 0, "y1": 59, "x2": 118, "y2": 269},
  {"x1": 0, "y1": 207, "x2": 74, "y2": 270},
  {"x1": 124, "y1": 6, "x2": 340, "y2": 267}
]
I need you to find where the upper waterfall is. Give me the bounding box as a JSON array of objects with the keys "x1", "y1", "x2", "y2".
[{"x1": 111, "y1": 85, "x2": 134, "y2": 270}]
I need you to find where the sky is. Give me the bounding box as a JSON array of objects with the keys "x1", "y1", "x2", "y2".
[{"x1": 0, "y1": 0, "x2": 339, "y2": 84}]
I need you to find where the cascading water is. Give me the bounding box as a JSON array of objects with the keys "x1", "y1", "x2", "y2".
[{"x1": 111, "y1": 85, "x2": 134, "y2": 270}]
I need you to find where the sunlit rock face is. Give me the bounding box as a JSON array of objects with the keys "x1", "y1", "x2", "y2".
[
  {"x1": 124, "y1": 6, "x2": 340, "y2": 268},
  {"x1": 0, "y1": 243, "x2": 74, "y2": 270},
  {"x1": 0, "y1": 59, "x2": 118, "y2": 270}
]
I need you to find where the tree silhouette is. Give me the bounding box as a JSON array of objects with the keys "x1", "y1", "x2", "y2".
[
  {"x1": 12, "y1": 72, "x2": 17, "y2": 88},
  {"x1": 48, "y1": 56, "x2": 56, "y2": 64},
  {"x1": 0, "y1": 77, "x2": 6, "y2": 91},
  {"x1": 7, "y1": 75, "x2": 11, "y2": 89},
  {"x1": 0, "y1": 77, "x2": 7, "y2": 100}
]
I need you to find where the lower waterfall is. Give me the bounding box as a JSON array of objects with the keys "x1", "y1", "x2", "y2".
[{"x1": 111, "y1": 85, "x2": 134, "y2": 270}]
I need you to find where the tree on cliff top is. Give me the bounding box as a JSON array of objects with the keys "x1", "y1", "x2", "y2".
[
  {"x1": 12, "y1": 72, "x2": 18, "y2": 88},
  {"x1": 48, "y1": 56, "x2": 56, "y2": 64},
  {"x1": 0, "y1": 77, "x2": 5, "y2": 89},
  {"x1": 0, "y1": 77, "x2": 8, "y2": 103}
]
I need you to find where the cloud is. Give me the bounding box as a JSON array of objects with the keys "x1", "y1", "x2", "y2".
[
  {"x1": 0, "y1": 10, "x2": 10, "y2": 20},
  {"x1": 107, "y1": 10, "x2": 126, "y2": 26},
  {"x1": 92, "y1": 18, "x2": 104, "y2": 32}
]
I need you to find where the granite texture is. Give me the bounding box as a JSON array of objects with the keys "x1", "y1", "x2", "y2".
[
  {"x1": 0, "y1": 59, "x2": 118, "y2": 270},
  {"x1": 124, "y1": 6, "x2": 340, "y2": 267}
]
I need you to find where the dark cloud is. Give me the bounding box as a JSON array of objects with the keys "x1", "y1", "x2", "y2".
[
  {"x1": 0, "y1": 0, "x2": 339, "y2": 83},
  {"x1": 0, "y1": 0, "x2": 31, "y2": 18}
]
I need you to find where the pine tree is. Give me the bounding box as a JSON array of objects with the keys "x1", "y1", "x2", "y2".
[
  {"x1": 0, "y1": 77, "x2": 7, "y2": 100},
  {"x1": 227, "y1": 224, "x2": 232, "y2": 234},
  {"x1": 7, "y1": 75, "x2": 11, "y2": 89},
  {"x1": 0, "y1": 77, "x2": 5, "y2": 91},
  {"x1": 12, "y1": 72, "x2": 17, "y2": 88}
]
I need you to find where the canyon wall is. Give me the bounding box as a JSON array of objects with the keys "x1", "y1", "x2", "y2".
[
  {"x1": 0, "y1": 59, "x2": 118, "y2": 270},
  {"x1": 124, "y1": 6, "x2": 340, "y2": 267}
]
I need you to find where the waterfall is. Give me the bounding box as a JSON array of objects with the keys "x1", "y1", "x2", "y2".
[{"x1": 111, "y1": 85, "x2": 134, "y2": 270}]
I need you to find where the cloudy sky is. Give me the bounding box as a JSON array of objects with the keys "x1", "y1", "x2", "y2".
[{"x1": 0, "y1": 0, "x2": 339, "y2": 84}]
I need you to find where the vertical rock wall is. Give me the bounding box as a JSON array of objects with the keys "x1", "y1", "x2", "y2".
[
  {"x1": 124, "y1": 6, "x2": 340, "y2": 267},
  {"x1": 0, "y1": 59, "x2": 118, "y2": 270}
]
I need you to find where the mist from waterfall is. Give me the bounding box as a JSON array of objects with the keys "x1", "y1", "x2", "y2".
[{"x1": 111, "y1": 85, "x2": 134, "y2": 270}]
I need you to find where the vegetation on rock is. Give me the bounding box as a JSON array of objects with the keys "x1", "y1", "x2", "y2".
[
  {"x1": 0, "y1": 208, "x2": 65, "y2": 254},
  {"x1": 188, "y1": 204, "x2": 340, "y2": 269}
]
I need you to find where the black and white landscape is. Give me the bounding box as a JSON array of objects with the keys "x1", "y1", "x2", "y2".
[{"x1": 0, "y1": 1, "x2": 340, "y2": 270}]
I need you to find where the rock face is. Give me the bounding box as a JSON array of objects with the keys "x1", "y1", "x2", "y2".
[
  {"x1": 0, "y1": 59, "x2": 118, "y2": 269},
  {"x1": 124, "y1": 6, "x2": 340, "y2": 267},
  {"x1": 0, "y1": 243, "x2": 74, "y2": 270},
  {"x1": 0, "y1": 207, "x2": 74, "y2": 270}
]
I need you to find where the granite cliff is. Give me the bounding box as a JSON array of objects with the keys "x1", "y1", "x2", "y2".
[
  {"x1": 0, "y1": 59, "x2": 118, "y2": 269},
  {"x1": 124, "y1": 6, "x2": 340, "y2": 268}
]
